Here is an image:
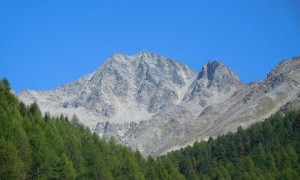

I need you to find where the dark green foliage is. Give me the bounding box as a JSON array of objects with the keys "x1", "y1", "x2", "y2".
[
  {"x1": 162, "y1": 110, "x2": 300, "y2": 179},
  {"x1": 0, "y1": 77, "x2": 11, "y2": 90},
  {"x1": 0, "y1": 78, "x2": 299, "y2": 179},
  {"x1": 0, "y1": 139, "x2": 25, "y2": 179},
  {"x1": 0, "y1": 78, "x2": 180, "y2": 179}
]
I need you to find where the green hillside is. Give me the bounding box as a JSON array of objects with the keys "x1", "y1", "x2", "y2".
[
  {"x1": 161, "y1": 105, "x2": 300, "y2": 179},
  {"x1": 0, "y1": 78, "x2": 184, "y2": 179},
  {"x1": 0, "y1": 78, "x2": 299, "y2": 179}
]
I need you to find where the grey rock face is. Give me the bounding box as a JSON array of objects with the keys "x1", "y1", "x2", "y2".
[
  {"x1": 183, "y1": 61, "x2": 244, "y2": 107},
  {"x1": 18, "y1": 53, "x2": 300, "y2": 157},
  {"x1": 18, "y1": 51, "x2": 197, "y2": 125}
]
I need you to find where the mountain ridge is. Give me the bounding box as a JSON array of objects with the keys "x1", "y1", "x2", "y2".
[{"x1": 18, "y1": 51, "x2": 300, "y2": 156}]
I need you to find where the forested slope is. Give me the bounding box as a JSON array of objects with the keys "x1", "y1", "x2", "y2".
[
  {"x1": 1, "y1": 77, "x2": 299, "y2": 179},
  {"x1": 162, "y1": 107, "x2": 300, "y2": 179},
  {"x1": 0, "y1": 78, "x2": 183, "y2": 179}
]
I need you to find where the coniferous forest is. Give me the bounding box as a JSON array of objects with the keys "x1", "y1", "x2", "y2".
[{"x1": 0, "y1": 77, "x2": 299, "y2": 179}]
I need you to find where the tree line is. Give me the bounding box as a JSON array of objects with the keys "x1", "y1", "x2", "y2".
[
  {"x1": 0, "y1": 78, "x2": 299, "y2": 179},
  {"x1": 160, "y1": 103, "x2": 300, "y2": 179}
]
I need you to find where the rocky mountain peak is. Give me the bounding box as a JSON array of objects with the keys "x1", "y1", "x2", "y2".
[
  {"x1": 197, "y1": 61, "x2": 221, "y2": 80},
  {"x1": 110, "y1": 52, "x2": 128, "y2": 59},
  {"x1": 137, "y1": 50, "x2": 156, "y2": 58},
  {"x1": 182, "y1": 61, "x2": 243, "y2": 104},
  {"x1": 266, "y1": 57, "x2": 300, "y2": 79},
  {"x1": 261, "y1": 57, "x2": 300, "y2": 89},
  {"x1": 18, "y1": 51, "x2": 198, "y2": 124},
  {"x1": 103, "y1": 51, "x2": 160, "y2": 68},
  {"x1": 197, "y1": 61, "x2": 241, "y2": 88},
  {"x1": 102, "y1": 53, "x2": 130, "y2": 66}
]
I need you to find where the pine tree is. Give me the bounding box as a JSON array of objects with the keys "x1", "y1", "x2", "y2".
[
  {"x1": 0, "y1": 139, "x2": 25, "y2": 179},
  {"x1": 0, "y1": 77, "x2": 11, "y2": 90}
]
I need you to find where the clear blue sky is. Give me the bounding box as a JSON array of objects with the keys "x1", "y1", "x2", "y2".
[{"x1": 1, "y1": 1, "x2": 299, "y2": 93}]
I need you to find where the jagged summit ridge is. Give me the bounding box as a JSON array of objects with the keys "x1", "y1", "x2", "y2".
[
  {"x1": 197, "y1": 60, "x2": 242, "y2": 87},
  {"x1": 182, "y1": 61, "x2": 243, "y2": 103},
  {"x1": 19, "y1": 51, "x2": 198, "y2": 124},
  {"x1": 18, "y1": 53, "x2": 300, "y2": 157},
  {"x1": 266, "y1": 57, "x2": 300, "y2": 79}
]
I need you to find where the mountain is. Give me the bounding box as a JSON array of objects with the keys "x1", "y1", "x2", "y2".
[
  {"x1": 2, "y1": 78, "x2": 299, "y2": 179},
  {"x1": 19, "y1": 51, "x2": 196, "y2": 125},
  {"x1": 18, "y1": 52, "x2": 300, "y2": 156}
]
